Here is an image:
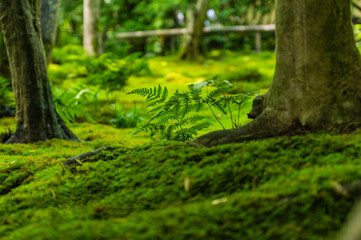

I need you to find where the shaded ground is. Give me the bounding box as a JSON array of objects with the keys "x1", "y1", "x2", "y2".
[{"x1": 0, "y1": 119, "x2": 360, "y2": 239}]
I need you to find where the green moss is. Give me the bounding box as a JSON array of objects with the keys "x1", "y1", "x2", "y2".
[{"x1": 0, "y1": 122, "x2": 361, "y2": 239}]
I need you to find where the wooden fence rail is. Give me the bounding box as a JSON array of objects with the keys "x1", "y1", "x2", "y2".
[{"x1": 115, "y1": 24, "x2": 275, "y2": 52}]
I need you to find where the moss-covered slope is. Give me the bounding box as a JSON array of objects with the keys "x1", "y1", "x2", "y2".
[{"x1": 1, "y1": 124, "x2": 361, "y2": 239}]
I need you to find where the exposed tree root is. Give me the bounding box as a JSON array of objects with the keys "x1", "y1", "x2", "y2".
[
  {"x1": 64, "y1": 146, "x2": 111, "y2": 167},
  {"x1": 191, "y1": 109, "x2": 296, "y2": 147}
]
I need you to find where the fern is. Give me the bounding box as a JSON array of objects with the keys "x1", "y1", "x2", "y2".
[
  {"x1": 53, "y1": 89, "x2": 96, "y2": 124},
  {"x1": 128, "y1": 86, "x2": 210, "y2": 142},
  {"x1": 128, "y1": 79, "x2": 255, "y2": 142}
]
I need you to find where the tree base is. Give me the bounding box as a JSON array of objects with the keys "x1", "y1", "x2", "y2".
[
  {"x1": 191, "y1": 109, "x2": 361, "y2": 147},
  {"x1": 5, "y1": 122, "x2": 79, "y2": 144}
]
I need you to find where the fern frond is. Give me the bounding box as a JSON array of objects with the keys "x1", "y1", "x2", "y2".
[
  {"x1": 146, "y1": 86, "x2": 158, "y2": 101},
  {"x1": 180, "y1": 92, "x2": 191, "y2": 120},
  {"x1": 172, "y1": 129, "x2": 192, "y2": 141},
  {"x1": 129, "y1": 85, "x2": 169, "y2": 109},
  {"x1": 133, "y1": 122, "x2": 158, "y2": 135},
  {"x1": 162, "y1": 124, "x2": 177, "y2": 140},
  {"x1": 148, "y1": 104, "x2": 165, "y2": 113},
  {"x1": 147, "y1": 85, "x2": 162, "y2": 102},
  {"x1": 205, "y1": 88, "x2": 223, "y2": 102},
  {"x1": 209, "y1": 99, "x2": 227, "y2": 115},
  {"x1": 229, "y1": 94, "x2": 252, "y2": 104},
  {"x1": 179, "y1": 115, "x2": 207, "y2": 126},
  {"x1": 127, "y1": 87, "x2": 151, "y2": 97},
  {"x1": 153, "y1": 110, "x2": 174, "y2": 120},
  {"x1": 147, "y1": 86, "x2": 168, "y2": 107},
  {"x1": 188, "y1": 122, "x2": 212, "y2": 133},
  {"x1": 154, "y1": 115, "x2": 177, "y2": 127},
  {"x1": 161, "y1": 86, "x2": 168, "y2": 101}
]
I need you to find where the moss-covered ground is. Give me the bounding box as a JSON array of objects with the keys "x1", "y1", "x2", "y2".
[
  {"x1": 1, "y1": 51, "x2": 359, "y2": 239},
  {"x1": 1, "y1": 121, "x2": 360, "y2": 239}
]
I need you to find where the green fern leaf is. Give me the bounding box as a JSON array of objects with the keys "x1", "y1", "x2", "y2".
[
  {"x1": 179, "y1": 115, "x2": 207, "y2": 126},
  {"x1": 127, "y1": 88, "x2": 150, "y2": 97},
  {"x1": 210, "y1": 99, "x2": 227, "y2": 115}
]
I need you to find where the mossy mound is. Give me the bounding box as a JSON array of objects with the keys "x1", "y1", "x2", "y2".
[{"x1": 1, "y1": 124, "x2": 361, "y2": 239}]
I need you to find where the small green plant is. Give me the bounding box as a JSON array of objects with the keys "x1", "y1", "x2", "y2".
[
  {"x1": 111, "y1": 102, "x2": 143, "y2": 128},
  {"x1": 53, "y1": 88, "x2": 97, "y2": 124},
  {"x1": 85, "y1": 52, "x2": 151, "y2": 93},
  {"x1": 128, "y1": 85, "x2": 211, "y2": 141},
  {"x1": 128, "y1": 78, "x2": 254, "y2": 142},
  {"x1": 0, "y1": 76, "x2": 15, "y2": 117},
  {"x1": 0, "y1": 127, "x2": 14, "y2": 143}
]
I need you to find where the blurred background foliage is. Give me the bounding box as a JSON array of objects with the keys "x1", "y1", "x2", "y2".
[
  {"x1": 57, "y1": 0, "x2": 275, "y2": 56},
  {"x1": 1, "y1": 0, "x2": 361, "y2": 140}
]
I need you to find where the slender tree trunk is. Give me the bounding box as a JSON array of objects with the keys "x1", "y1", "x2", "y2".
[
  {"x1": 40, "y1": 0, "x2": 60, "y2": 64},
  {"x1": 179, "y1": 0, "x2": 209, "y2": 60},
  {"x1": 0, "y1": 0, "x2": 79, "y2": 143},
  {"x1": 83, "y1": 0, "x2": 102, "y2": 56},
  {"x1": 0, "y1": 33, "x2": 9, "y2": 76},
  {"x1": 194, "y1": 0, "x2": 361, "y2": 147}
]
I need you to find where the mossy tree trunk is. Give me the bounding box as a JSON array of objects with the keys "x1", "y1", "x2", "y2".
[
  {"x1": 194, "y1": 0, "x2": 361, "y2": 147},
  {"x1": 0, "y1": 0, "x2": 79, "y2": 143},
  {"x1": 40, "y1": 0, "x2": 60, "y2": 64},
  {"x1": 83, "y1": 0, "x2": 102, "y2": 56},
  {"x1": 179, "y1": 0, "x2": 209, "y2": 60}
]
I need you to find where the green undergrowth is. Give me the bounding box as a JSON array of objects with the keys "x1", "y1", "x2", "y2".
[
  {"x1": 47, "y1": 50, "x2": 275, "y2": 128},
  {"x1": 1, "y1": 120, "x2": 361, "y2": 239}
]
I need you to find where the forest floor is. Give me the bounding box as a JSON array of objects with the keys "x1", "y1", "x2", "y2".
[{"x1": 0, "y1": 51, "x2": 359, "y2": 239}]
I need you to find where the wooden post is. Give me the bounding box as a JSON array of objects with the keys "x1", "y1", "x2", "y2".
[
  {"x1": 170, "y1": 36, "x2": 176, "y2": 55},
  {"x1": 161, "y1": 36, "x2": 166, "y2": 56},
  {"x1": 255, "y1": 31, "x2": 262, "y2": 52}
]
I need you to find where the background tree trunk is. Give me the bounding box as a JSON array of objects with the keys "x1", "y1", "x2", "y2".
[
  {"x1": 194, "y1": 0, "x2": 361, "y2": 147},
  {"x1": 83, "y1": 0, "x2": 102, "y2": 56},
  {"x1": 179, "y1": 0, "x2": 209, "y2": 60},
  {"x1": 0, "y1": 33, "x2": 9, "y2": 77},
  {"x1": 40, "y1": 0, "x2": 60, "y2": 64},
  {"x1": 0, "y1": 0, "x2": 79, "y2": 143}
]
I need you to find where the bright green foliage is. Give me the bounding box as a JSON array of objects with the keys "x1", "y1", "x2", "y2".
[
  {"x1": 0, "y1": 121, "x2": 361, "y2": 239},
  {"x1": 84, "y1": 53, "x2": 151, "y2": 93},
  {"x1": 195, "y1": 77, "x2": 254, "y2": 129},
  {"x1": 53, "y1": 88, "x2": 97, "y2": 124},
  {"x1": 128, "y1": 78, "x2": 253, "y2": 141},
  {"x1": 46, "y1": 51, "x2": 275, "y2": 130},
  {"x1": 128, "y1": 85, "x2": 212, "y2": 141},
  {"x1": 0, "y1": 127, "x2": 13, "y2": 143},
  {"x1": 51, "y1": 46, "x2": 151, "y2": 93},
  {"x1": 111, "y1": 102, "x2": 143, "y2": 128},
  {"x1": 0, "y1": 76, "x2": 14, "y2": 112}
]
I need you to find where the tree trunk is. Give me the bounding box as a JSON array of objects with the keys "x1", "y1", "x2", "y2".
[
  {"x1": 83, "y1": 0, "x2": 102, "y2": 56},
  {"x1": 193, "y1": 0, "x2": 361, "y2": 147},
  {"x1": 40, "y1": 0, "x2": 60, "y2": 64},
  {"x1": 0, "y1": 33, "x2": 9, "y2": 76},
  {"x1": 0, "y1": 0, "x2": 79, "y2": 144},
  {"x1": 179, "y1": 0, "x2": 209, "y2": 60}
]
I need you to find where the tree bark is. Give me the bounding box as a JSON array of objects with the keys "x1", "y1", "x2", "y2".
[
  {"x1": 0, "y1": 0, "x2": 79, "y2": 143},
  {"x1": 193, "y1": 0, "x2": 361, "y2": 147},
  {"x1": 40, "y1": 0, "x2": 60, "y2": 64},
  {"x1": 179, "y1": 0, "x2": 209, "y2": 60},
  {"x1": 0, "y1": 33, "x2": 9, "y2": 76},
  {"x1": 83, "y1": 0, "x2": 102, "y2": 56}
]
